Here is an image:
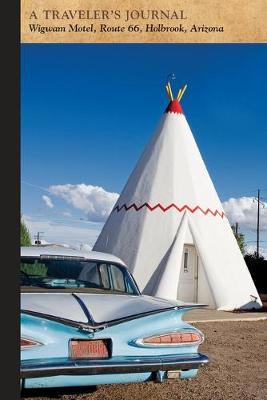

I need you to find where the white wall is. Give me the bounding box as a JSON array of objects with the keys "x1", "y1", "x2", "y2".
[{"x1": 197, "y1": 255, "x2": 216, "y2": 308}]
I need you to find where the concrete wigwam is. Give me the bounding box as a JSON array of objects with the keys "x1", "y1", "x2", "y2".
[{"x1": 94, "y1": 82, "x2": 261, "y2": 310}]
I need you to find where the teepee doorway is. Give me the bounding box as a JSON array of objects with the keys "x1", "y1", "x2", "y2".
[{"x1": 177, "y1": 245, "x2": 198, "y2": 303}]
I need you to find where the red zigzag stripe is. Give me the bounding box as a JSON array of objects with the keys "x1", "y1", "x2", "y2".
[{"x1": 113, "y1": 203, "x2": 225, "y2": 218}]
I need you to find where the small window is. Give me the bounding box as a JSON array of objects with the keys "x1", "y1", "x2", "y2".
[
  {"x1": 99, "y1": 264, "x2": 110, "y2": 289},
  {"x1": 184, "y1": 250, "x2": 189, "y2": 273},
  {"x1": 78, "y1": 263, "x2": 100, "y2": 286},
  {"x1": 110, "y1": 265, "x2": 126, "y2": 292},
  {"x1": 125, "y1": 279, "x2": 134, "y2": 294}
]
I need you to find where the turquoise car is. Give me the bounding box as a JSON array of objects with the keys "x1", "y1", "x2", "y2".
[{"x1": 20, "y1": 246, "x2": 209, "y2": 390}]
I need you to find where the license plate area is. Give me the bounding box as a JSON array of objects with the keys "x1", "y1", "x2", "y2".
[{"x1": 70, "y1": 339, "x2": 111, "y2": 359}]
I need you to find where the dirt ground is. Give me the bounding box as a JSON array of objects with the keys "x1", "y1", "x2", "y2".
[{"x1": 21, "y1": 320, "x2": 267, "y2": 400}]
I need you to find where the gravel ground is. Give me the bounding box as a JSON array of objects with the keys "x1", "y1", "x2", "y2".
[{"x1": 21, "y1": 320, "x2": 267, "y2": 400}]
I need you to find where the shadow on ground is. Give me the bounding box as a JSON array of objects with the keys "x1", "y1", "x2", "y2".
[{"x1": 21, "y1": 385, "x2": 97, "y2": 399}]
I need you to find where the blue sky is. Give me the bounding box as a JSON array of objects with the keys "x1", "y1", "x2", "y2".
[{"x1": 21, "y1": 44, "x2": 267, "y2": 254}]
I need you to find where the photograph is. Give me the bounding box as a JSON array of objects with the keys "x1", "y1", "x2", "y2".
[{"x1": 20, "y1": 41, "x2": 267, "y2": 400}]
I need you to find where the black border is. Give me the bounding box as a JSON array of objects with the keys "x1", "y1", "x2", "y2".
[{"x1": 1, "y1": 1, "x2": 20, "y2": 399}]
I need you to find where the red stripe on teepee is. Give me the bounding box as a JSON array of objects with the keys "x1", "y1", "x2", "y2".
[
  {"x1": 165, "y1": 100, "x2": 183, "y2": 114},
  {"x1": 113, "y1": 203, "x2": 225, "y2": 219}
]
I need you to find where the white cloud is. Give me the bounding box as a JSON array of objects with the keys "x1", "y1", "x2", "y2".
[
  {"x1": 42, "y1": 195, "x2": 54, "y2": 209},
  {"x1": 23, "y1": 214, "x2": 102, "y2": 249},
  {"x1": 222, "y1": 197, "x2": 267, "y2": 231},
  {"x1": 49, "y1": 184, "x2": 119, "y2": 222},
  {"x1": 61, "y1": 211, "x2": 72, "y2": 217}
]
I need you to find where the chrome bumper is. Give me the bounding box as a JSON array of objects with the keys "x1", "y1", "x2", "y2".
[{"x1": 21, "y1": 353, "x2": 209, "y2": 379}]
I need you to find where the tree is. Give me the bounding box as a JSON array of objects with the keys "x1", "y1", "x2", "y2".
[
  {"x1": 245, "y1": 252, "x2": 267, "y2": 293},
  {"x1": 245, "y1": 251, "x2": 264, "y2": 262},
  {"x1": 231, "y1": 225, "x2": 246, "y2": 255},
  {"x1": 21, "y1": 219, "x2": 31, "y2": 246}
]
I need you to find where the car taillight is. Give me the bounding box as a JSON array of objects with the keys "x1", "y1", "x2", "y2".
[
  {"x1": 21, "y1": 337, "x2": 42, "y2": 349},
  {"x1": 140, "y1": 331, "x2": 203, "y2": 346}
]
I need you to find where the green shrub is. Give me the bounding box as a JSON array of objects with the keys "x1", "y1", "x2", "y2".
[{"x1": 21, "y1": 220, "x2": 31, "y2": 246}]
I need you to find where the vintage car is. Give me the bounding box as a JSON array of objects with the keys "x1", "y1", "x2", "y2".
[{"x1": 20, "y1": 246, "x2": 209, "y2": 390}]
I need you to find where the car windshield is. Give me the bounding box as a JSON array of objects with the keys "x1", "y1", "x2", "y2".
[{"x1": 20, "y1": 256, "x2": 139, "y2": 295}]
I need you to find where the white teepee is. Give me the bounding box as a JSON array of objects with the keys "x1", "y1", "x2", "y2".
[{"x1": 93, "y1": 82, "x2": 262, "y2": 311}]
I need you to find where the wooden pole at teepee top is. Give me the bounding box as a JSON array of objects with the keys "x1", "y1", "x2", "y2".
[{"x1": 177, "y1": 84, "x2": 187, "y2": 101}]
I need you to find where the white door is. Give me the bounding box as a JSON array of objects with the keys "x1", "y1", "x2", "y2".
[{"x1": 177, "y1": 245, "x2": 198, "y2": 302}]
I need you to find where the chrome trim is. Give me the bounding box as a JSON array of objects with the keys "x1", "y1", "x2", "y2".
[
  {"x1": 20, "y1": 353, "x2": 209, "y2": 378},
  {"x1": 21, "y1": 310, "x2": 105, "y2": 333},
  {"x1": 39, "y1": 255, "x2": 85, "y2": 261}
]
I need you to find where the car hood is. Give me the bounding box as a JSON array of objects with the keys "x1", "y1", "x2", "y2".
[{"x1": 21, "y1": 292, "x2": 198, "y2": 325}]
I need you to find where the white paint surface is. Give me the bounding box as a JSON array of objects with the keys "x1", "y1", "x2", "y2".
[
  {"x1": 94, "y1": 105, "x2": 262, "y2": 311},
  {"x1": 21, "y1": 293, "x2": 88, "y2": 323},
  {"x1": 21, "y1": 292, "x2": 193, "y2": 324}
]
